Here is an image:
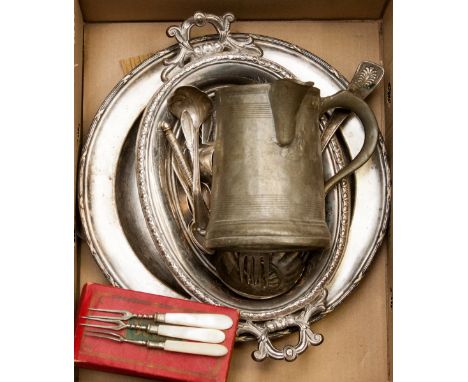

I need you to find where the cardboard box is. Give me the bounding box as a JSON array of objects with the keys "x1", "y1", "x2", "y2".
[{"x1": 74, "y1": 1, "x2": 393, "y2": 381}]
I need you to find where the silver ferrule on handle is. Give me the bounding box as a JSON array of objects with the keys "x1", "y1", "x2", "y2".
[
  {"x1": 146, "y1": 340, "x2": 165, "y2": 350},
  {"x1": 125, "y1": 322, "x2": 160, "y2": 334},
  {"x1": 146, "y1": 323, "x2": 160, "y2": 334}
]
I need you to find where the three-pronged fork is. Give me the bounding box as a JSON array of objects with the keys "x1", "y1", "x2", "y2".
[
  {"x1": 84, "y1": 329, "x2": 228, "y2": 357},
  {"x1": 80, "y1": 317, "x2": 225, "y2": 343},
  {"x1": 85, "y1": 308, "x2": 233, "y2": 330}
]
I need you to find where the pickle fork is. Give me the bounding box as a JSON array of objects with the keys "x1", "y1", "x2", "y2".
[
  {"x1": 85, "y1": 307, "x2": 233, "y2": 330},
  {"x1": 80, "y1": 317, "x2": 225, "y2": 343},
  {"x1": 84, "y1": 329, "x2": 228, "y2": 357}
]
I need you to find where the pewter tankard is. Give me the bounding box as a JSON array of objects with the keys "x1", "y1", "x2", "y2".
[{"x1": 205, "y1": 79, "x2": 378, "y2": 252}]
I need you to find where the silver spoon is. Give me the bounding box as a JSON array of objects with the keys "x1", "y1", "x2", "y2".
[{"x1": 168, "y1": 86, "x2": 213, "y2": 233}]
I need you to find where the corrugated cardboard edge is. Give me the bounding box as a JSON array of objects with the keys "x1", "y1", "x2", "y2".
[
  {"x1": 382, "y1": 1, "x2": 393, "y2": 381},
  {"x1": 74, "y1": 2, "x2": 83, "y2": 381},
  {"x1": 79, "y1": 0, "x2": 387, "y2": 22},
  {"x1": 74, "y1": 0, "x2": 83, "y2": 313}
]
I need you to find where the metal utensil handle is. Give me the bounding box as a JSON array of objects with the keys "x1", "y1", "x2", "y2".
[
  {"x1": 160, "y1": 121, "x2": 193, "y2": 188},
  {"x1": 187, "y1": 112, "x2": 208, "y2": 231},
  {"x1": 321, "y1": 91, "x2": 379, "y2": 193}
]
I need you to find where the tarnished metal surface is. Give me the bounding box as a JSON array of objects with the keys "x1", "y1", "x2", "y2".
[
  {"x1": 137, "y1": 53, "x2": 350, "y2": 321},
  {"x1": 79, "y1": 30, "x2": 390, "y2": 354}
]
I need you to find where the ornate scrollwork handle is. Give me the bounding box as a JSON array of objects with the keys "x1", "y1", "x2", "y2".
[
  {"x1": 237, "y1": 288, "x2": 327, "y2": 361},
  {"x1": 161, "y1": 12, "x2": 263, "y2": 81}
]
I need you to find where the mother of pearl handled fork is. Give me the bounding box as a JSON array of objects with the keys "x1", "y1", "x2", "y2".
[
  {"x1": 86, "y1": 308, "x2": 234, "y2": 330},
  {"x1": 84, "y1": 330, "x2": 228, "y2": 357},
  {"x1": 81, "y1": 318, "x2": 225, "y2": 343}
]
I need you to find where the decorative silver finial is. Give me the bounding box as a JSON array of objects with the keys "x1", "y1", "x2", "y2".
[{"x1": 161, "y1": 12, "x2": 263, "y2": 81}]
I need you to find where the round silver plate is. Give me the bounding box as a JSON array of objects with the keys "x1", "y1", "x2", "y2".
[{"x1": 79, "y1": 33, "x2": 390, "y2": 340}]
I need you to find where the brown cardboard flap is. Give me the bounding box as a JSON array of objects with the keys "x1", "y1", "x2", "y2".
[
  {"x1": 120, "y1": 53, "x2": 154, "y2": 75},
  {"x1": 79, "y1": 0, "x2": 388, "y2": 22}
]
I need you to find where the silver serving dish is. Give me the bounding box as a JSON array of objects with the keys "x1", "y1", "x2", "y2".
[
  {"x1": 137, "y1": 53, "x2": 351, "y2": 317},
  {"x1": 79, "y1": 12, "x2": 390, "y2": 361}
]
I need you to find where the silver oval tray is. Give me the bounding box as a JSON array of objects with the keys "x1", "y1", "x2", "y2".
[
  {"x1": 137, "y1": 52, "x2": 351, "y2": 321},
  {"x1": 79, "y1": 12, "x2": 390, "y2": 362}
]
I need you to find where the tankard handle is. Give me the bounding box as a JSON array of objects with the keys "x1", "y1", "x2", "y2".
[{"x1": 320, "y1": 91, "x2": 379, "y2": 194}]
